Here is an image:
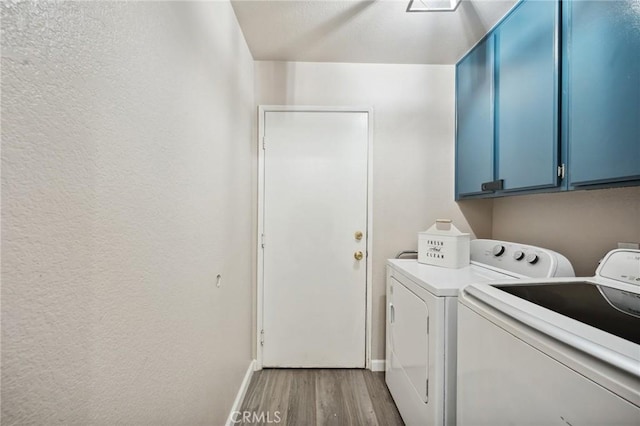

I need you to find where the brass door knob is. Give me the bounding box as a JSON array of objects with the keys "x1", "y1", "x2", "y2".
[
  {"x1": 354, "y1": 231, "x2": 364, "y2": 241},
  {"x1": 354, "y1": 251, "x2": 364, "y2": 261}
]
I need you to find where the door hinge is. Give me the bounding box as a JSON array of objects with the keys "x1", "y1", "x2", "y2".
[
  {"x1": 262, "y1": 137, "x2": 266, "y2": 150},
  {"x1": 260, "y1": 329, "x2": 264, "y2": 346},
  {"x1": 557, "y1": 163, "x2": 565, "y2": 179},
  {"x1": 261, "y1": 233, "x2": 265, "y2": 248}
]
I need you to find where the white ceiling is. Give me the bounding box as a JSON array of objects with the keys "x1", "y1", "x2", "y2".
[{"x1": 231, "y1": 0, "x2": 518, "y2": 65}]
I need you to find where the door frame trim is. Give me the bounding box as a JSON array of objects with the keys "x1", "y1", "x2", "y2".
[{"x1": 256, "y1": 105, "x2": 374, "y2": 370}]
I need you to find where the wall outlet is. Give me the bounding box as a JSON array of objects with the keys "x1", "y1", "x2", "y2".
[{"x1": 617, "y1": 242, "x2": 640, "y2": 250}]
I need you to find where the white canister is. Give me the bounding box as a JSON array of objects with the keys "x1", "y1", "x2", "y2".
[{"x1": 418, "y1": 219, "x2": 470, "y2": 268}]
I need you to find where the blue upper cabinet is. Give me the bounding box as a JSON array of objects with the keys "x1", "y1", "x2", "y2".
[
  {"x1": 455, "y1": 0, "x2": 639, "y2": 199},
  {"x1": 563, "y1": 0, "x2": 640, "y2": 187},
  {"x1": 456, "y1": 35, "x2": 495, "y2": 197},
  {"x1": 495, "y1": 0, "x2": 560, "y2": 192},
  {"x1": 455, "y1": 0, "x2": 561, "y2": 199}
]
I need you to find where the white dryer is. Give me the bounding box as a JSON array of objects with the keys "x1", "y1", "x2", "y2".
[{"x1": 385, "y1": 239, "x2": 574, "y2": 426}]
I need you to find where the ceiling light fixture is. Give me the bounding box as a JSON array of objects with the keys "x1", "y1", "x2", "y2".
[{"x1": 406, "y1": 0, "x2": 462, "y2": 12}]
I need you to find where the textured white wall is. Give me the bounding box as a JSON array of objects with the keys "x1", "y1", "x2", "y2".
[
  {"x1": 254, "y1": 61, "x2": 493, "y2": 360},
  {"x1": 1, "y1": 1, "x2": 254, "y2": 424},
  {"x1": 492, "y1": 186, "x2": 640, "y2": 276}
]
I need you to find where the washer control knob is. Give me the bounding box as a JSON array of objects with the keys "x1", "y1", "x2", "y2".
[
  {"x1": 513, "y1": 250, "x2": 525, "y2": 261},
  {"x1": 492, "y1": 245, "x2": 506, "y2": 257},
  {"x1": 526, "y1": 253, "x2": 539, "y2": 264}
]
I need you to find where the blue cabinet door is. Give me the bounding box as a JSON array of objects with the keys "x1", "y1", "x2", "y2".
[
  {"x1": 455, "y1": 35, "x2": 495, "y2": 198},
  {"x1": 495, "y1": 0, "x2": 560, "y2": 191},
  {"x1": 564, "y1": 0, "x2": 640, "y2": 187}
]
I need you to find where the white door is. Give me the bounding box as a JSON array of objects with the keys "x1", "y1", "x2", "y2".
[{"x1": 261, "y1": 109, "x2": 369, "y2": 368}]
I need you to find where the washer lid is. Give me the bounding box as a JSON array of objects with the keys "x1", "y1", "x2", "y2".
[
  {"x1": 495, "y1": 282, "x2": 640, "y2": 344},
  {"x1": 461, "y1": 278, "x2": 640, "y2": 378}
]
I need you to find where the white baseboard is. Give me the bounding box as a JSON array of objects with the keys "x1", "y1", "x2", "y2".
[
  {"x1": 370, "y1": 359, "x2": 386, "y2": 372},
  {"x1": 226, "y1": 359, "x2": 256, "y2": 426}
]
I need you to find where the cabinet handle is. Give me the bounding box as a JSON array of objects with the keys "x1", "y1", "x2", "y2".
[
  {"x1": 390, "y1": 303, "x2": 395, "y2": 324},
  {"x1": 481, "y1": 179, "x2": 504, "y2": 192}
]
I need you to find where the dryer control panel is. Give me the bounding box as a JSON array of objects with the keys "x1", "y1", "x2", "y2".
[{"x1": 470, "y1": 239, "x2": 575, "y2": 279}]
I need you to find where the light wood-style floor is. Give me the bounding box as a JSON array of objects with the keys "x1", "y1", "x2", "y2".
[{"x1": 237, "y1": 369, "x2": 404, "y2": 425}]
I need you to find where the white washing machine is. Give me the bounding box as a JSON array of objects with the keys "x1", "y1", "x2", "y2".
[
  {"x1": 457, "y1": 249, "x2": 640, "y2": 425},
  {"x1": 385, "y1": 239, "x2": 575, "y2": 426}
]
